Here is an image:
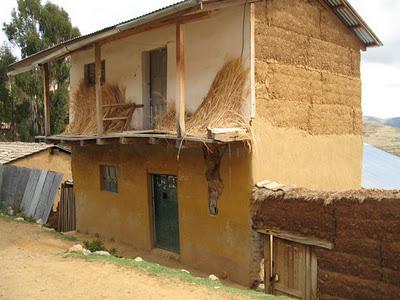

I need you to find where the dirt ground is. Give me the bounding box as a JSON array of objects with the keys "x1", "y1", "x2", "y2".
[{"x1": 0, "y1": 217, "x2": 261, "y2": 300}]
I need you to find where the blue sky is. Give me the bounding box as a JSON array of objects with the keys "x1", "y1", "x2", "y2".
[{"x1": 0, "y1": 0, "x2": 398, "y2": 118}]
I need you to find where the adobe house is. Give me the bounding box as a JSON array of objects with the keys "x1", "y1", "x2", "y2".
[{"x1": 8, "y1": 0, "x2": 380, "y2": 288}]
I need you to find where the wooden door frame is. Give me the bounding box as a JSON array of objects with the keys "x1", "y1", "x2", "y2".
[
  {"x1": 142, "y1": 47, "x2": 168, "y2": 130},
  {"x1": 147, "y1": 172, "x2": 181, "y2": 253},
  {"x1": 264, "y1": 235, "x2": 318, "y2": 300}
]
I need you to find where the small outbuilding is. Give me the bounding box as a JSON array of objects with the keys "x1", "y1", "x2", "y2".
[{"x1": 0, "y1": 142, "x2": 72, "y2": 182}]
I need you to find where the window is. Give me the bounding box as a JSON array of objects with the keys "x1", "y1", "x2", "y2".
[
  {"x1": 84, "y1": 60, "x2": 105, "y2": 85},
  {"x1": 100, "y1": 165, "x2": 118, "y2": 193}
]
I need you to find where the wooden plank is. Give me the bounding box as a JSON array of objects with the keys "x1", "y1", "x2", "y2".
[
  {"x1": 27, "y1": 170, "x2": 48, "y2": 217},
  {"x1": 94, "y1": 43, "x2": 103, "y2": 135},
  {"x1": 103, "y1": 117, "x2": 128, "y2": 121},
  {"x1": 176, "y1": 22, "x2": 186, "y2": 137},
  {"x1": 99, "y1": 10, "x2": 208, "y2": 46},
  {"x1": 310, "y1": 251, "x2": 318, "y2": 300},
  {"x1": 249, "y1": 2, "x2": 256, "y2": 118},
  {"x1": 264, "y1": 235, "x2": 273, "y2": 294},
  {"x1": 43, "y1": 63, "x2": 51, "y2": 136},
  {"x1": 207, "y1": 128, "x2": 248, "y2": 142},
  {"x1": 257, "y1": 229, "x2": 334, "y2": 250}
]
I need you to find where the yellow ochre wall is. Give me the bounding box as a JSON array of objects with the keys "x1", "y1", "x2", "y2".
[
  {"x1": 252, "y1": 0, "x2": 364, "y2": 190},
  {"x1": 10, "y1": 149, "x2": 72, "y2": 182},
  {"x1": 72, "y1": 143, "x2": 254, "y2": 286}
]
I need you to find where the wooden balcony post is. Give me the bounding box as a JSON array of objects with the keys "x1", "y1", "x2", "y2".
[
  {"x1": 95, "y1": 43, "x2": 103, "y2": 136},
  {"x1": 176, "y1": 22, "x2": 186, "y2": 137},
  {"x1": 42, "y1": 63, "x2": 51, "y2": 136}
]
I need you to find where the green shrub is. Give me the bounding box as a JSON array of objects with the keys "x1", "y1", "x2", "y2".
[{"x1": 83, "y1": 239, "x2": 105, "y2": 252}]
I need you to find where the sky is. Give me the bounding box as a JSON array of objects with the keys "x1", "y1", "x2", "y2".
[{"x1": 0, "y1": 0, "x2": 399, "y2": 118}]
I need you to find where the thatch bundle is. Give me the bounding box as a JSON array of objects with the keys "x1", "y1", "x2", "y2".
[
  {"x1": 64, "y1": 82, "x2": 128, "y2": 135},
  {"x1": 155, "y1": 58, "x2": 249, "y2": 136}
]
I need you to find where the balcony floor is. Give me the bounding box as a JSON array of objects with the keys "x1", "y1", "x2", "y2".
[{"x1": 36, "y1": 129, "x2": 249, "y2": 147}]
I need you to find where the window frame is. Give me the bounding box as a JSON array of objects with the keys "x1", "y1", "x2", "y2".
[
  {"x1": 99, "y1": 165, "x2": 118, "y2": 193},
  {"x1": 84, "y1": 60, "x2": 105, "y2": 85}
]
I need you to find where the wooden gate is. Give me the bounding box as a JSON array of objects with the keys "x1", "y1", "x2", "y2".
[
  {"x1": 265, "y1": 237, "x2": 317, "y2": 300},
  {"x1": 57, "y1": 181, "x2": 76, "y2": 232}
]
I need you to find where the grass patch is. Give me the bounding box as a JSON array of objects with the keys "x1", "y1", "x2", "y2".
[
  {"x1": 65, "y1": 253, "x2": 284, "y2": 300},
  {"x1": 64, "y1": 235, "x2": 78, "y2": 242}
]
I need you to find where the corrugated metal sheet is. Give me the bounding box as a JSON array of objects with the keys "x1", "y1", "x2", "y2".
[
  {"x1": 324, "y1": 0, "x2": 382, "y2": 47},
  {"x1": 9, "y1": 0, "x2": 381, "y2": 74},
  {"x1": 362, "y1": 144, "x2": 400, "y2": 190},
  {"x1": 0, "y1": 165, "x2": 63, "y2": 223}
]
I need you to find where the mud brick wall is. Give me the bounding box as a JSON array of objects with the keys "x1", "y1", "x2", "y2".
[
  {"x1": 255, "y1": 0, "x2": 363, "y2": 135},
  {"x1": 252, "y1": 188, "x2": 400, "y2": 299}
]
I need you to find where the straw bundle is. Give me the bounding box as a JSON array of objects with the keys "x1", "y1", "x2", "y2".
[
  {"x1": 63, "y1": 82, "x2": 128, "y2": 135},
  {"x1": 155, "y1": 58, "x2": 249, "y2": 136}
]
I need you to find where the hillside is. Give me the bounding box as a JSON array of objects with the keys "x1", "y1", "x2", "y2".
[
  {"x1": 364, "y1": 116, "x2": 400, "y2": 128},
  {"x1": 364, "y1": 121, "x2": 400, "y2": 157}
]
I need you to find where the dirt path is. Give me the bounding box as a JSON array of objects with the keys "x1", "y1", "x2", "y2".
[{"x1": 0, "y1": 217, "x2": 260, "y2": 300}]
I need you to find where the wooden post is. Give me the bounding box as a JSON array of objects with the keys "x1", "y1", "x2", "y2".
[
  {"x1": 176, "y1": 22, "x2": 186, "y2": 137},
  {"x1": 95, "y1": 43, "x2": 103, "y2": 136},
  {"x1": 42, "y1": 63, "x2": 51, "y2": 136}
]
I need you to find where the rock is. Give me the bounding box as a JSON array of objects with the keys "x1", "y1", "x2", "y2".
[
  {"x1": 134, "y1": 257, "x2": 143, "y2": 262},
  {"x1": 69, "y1": 244, "x2": 84, "y2": 254},
  {"x1": 14, "y1": 217, "x2": 24, "y2": 221},
  {"x1": 181, "y1": 269, "x2": 190, "y2": 274},
  {"x1": 6, "y1": 207, "x2": 14, "y2": 216},
  {"x1": 43, "y1": 227, "x2": 55, "y2": 232},
  {"x1": 258, "y1": 283, "x2": 265, "y2": 290},
  {"x1": 94, "y1": 250, "x2": 111, "y2": 256},
  {"x1": 36, "y1": 218, "x2": 44, "y2": 225},
  {"x1": 83, "y1": 249, "x2": 91, "y2": 256},
  {"x1": 208, "y1": 274, "x2": 219, "y2": 281}
]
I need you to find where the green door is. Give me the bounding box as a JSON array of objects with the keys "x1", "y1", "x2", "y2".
[{"x1": 151, "y1": 174, "x2": 180, "y2": 253}]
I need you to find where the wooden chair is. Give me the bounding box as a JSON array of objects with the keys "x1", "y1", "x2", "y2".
[{"x1": 103, "y1": 103, "x2": 144, "y2": 132}]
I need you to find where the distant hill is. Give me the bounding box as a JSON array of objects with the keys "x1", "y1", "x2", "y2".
[
  {"x1": 363, "y1": 116, "x2": 400, "y2": 128},
  {"x1": 364, "y1": 120, "x2": 400, "y2": 157}
]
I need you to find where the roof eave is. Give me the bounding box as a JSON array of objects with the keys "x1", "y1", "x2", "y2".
[{"x1": 7, "y1": 0, "x2": 203, "y2": 76}]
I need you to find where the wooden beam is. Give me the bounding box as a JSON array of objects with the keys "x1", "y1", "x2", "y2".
[
  {"x1": 42, "y1": 63, "x2": 51, "y2": 136},
  {"x1": 94, "y1": 43, "x2": 103, "y2": 136},
  {"x1": 99, "y1": 11, "x2": 210, "y2": 47},
  {"x1": 176, "y1": 22, "x2": 186, "y2": 137},
  {"x1": 256, "y1": 229, "x2": 334, "y2": 250}
]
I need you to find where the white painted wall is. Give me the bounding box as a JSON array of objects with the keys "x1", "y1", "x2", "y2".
[{"x1": 69, "y1": 4, "x2": 251, "y2": 130}]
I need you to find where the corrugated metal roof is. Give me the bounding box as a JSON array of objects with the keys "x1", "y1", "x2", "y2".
[
  {"x1": 324, "y1": 0, "x2": 382, "y2": 47},
  {"x1": 0, "y1": 142, "x2": 53, "y2": 164},
  {"x1": 8, "y1": 0, "x2": 201, "y2": 74},
  {"x1": 8, "y1": 0, "x2": 382, "y2": 74},
  {"x1": 362, "y1": 144, "x2": 400, "y2": 190}
]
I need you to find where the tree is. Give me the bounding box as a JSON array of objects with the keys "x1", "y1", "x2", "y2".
[
  {"x1": 2, "y1": 0, "x2": 80, "y2": 139},
  {"x1": 0, "y1": 45, "x2": 16, "y2": 140}
]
